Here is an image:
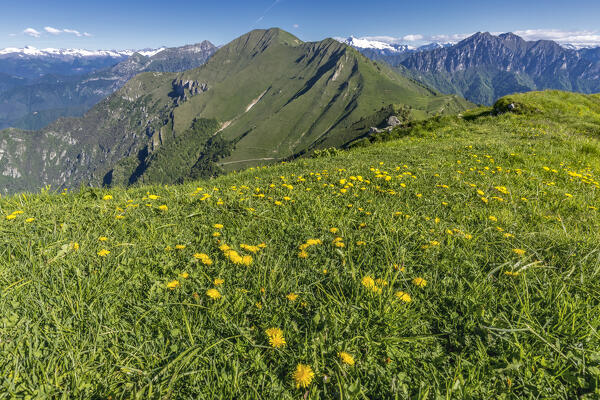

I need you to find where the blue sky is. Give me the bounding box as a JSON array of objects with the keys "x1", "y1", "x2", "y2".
[{"x1": 2, "y1": 0, "x2": 600, "y2": 49}]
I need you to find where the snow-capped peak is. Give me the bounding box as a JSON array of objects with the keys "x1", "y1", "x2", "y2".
[
  {"x1": 137, "y1": 48, "x2": 166, "y2": 57},
  {"x1": 339, "y1": 36, "x2": 415, "y2": 54},
  {"x1": 0, "y1": 46, "x2": 164, "y2": 58}
]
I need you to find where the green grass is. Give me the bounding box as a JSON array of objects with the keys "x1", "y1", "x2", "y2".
[{"x1": 0, "y1": 90, "x2": 599, "y2": 398}]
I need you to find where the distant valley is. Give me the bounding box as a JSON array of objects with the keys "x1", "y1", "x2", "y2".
[{"x1": 0, "y1": 42, "x2": 217, "y2": 130}]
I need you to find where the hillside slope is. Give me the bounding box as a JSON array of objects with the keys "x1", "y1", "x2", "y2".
[
  {"x1": 0, "y1": 91, "x2": 598, "y2": 398},
  {"x1": 0, "y1": 28, "x2": 471, "y2": 194}
]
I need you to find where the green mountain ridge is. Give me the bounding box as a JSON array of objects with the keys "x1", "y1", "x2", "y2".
[{"x1": 0, "y1": 28, "x2": 471, "y2": 195}]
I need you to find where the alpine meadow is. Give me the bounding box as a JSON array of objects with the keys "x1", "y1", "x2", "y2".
[{"x1": 0, "y1": 1, "x2": 600, "y2": 398}]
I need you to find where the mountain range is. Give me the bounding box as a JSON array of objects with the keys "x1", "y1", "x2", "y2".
[
  {"x1": 339, "y1": 37, "x2": 452, "y2": 57},
  {"x1": 0, "y1": 28, "x2": 470, "y2": 195},
  {"x1": 0, "y1": 42, "x2": 217, "y2": 130},
  {"x1": 344, "y1": 32, "x2": 600, "y2": 105}
]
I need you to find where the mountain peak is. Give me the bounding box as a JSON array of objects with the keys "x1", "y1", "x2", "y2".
[
  {"x1": 498, "y1": 32, "x2": 522, "y2": 41},
  {"x1": 220, "y1": 28, "x2": 302, "y2": 56}
]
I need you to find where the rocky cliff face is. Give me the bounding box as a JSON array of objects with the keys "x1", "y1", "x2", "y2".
[{"x1": 402, "y1": 33, "x2": 589, "y2": 77}]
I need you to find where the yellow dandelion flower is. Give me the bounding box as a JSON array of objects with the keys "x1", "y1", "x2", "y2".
[
  {"x1": 214, "y1": 278, "x2": 225, "y2": 286},
  {"x1": 255, "y1": 302, "x2": 262, "y2": 309},
  {"x1": 265, "y1": 327, "x2": 283, "y2": 337},
  {"x1": 5, "y1": 214, "x2": 16, "y2": 220},
  {"x1": 240, "y1": 244, "x2": 260, "y2": 253},
  {"x1": 175, "y1": 244, "x2": 186, "y2": 250},
  {"x1": 148, "y1": 194, "x2": 159, "y2": 200},
  {"x1": 242, "y1": 255, "x2": 253, "y2": 266},
  {"x1": 166, "y1": 280, "x2": 180, "y2": 290},
  {"x1": 513, "y1": 248, "x2": 526, "y2": 256},
  {"x1": 356, "y1": 241, "x2": 366, "y2": 246},
  {"x1": 258, "y1": 243, "x2": 267, "y2": 248},
  {"x1": 488, "y1": 216, "x2": 497, "y2": 222},
  {"x1": 361, "y1": 276, "x2": 375, "y2": 289},
  {"x1": 158, "y1": 205, "x2": 168, "y2": 211},
  {"x1": 98, "y1": 236, "x2": 108, "y2": 241},
  {"x1": 292, "y1": 364, "x2": 315, "y2": 389},
  {"x1": 193, "y1": 253, "x2": 213, "y2": 265},
  {"x1": 413, "y1": 277, "x2": 427, "y2": 288},
  {"x1": 103, "y1": 195, "x2": 113, "y2": 200},
  {"x1": 212, "y1": 231, "x2": 221, "y2": 237},
  {"x1": 287, "y1": 293, "x2": 298, "y2": 301},
  {"x1": 71, "y1": 242, "x2": 80, "y2": 251},
  {"x1": 206, "y1": 288, "x2": 221, "y2": 299},
  {"x1": 97, "y1": 249, "x2": 110, "y2": 257},
  {"x1": 395, "y1": 291, "x2": 412, "y2": 302},
  {"x1": 269, "y1": 333, "x2": 286, "y2": 348},
  {"x1": 219, "y1": 244, "x2": 230, "y2": 252},
  {"x1": 213, "y1": 224, "x2": 224, "y2": 229},
  {"x1": 329, "y1": 227, "x2": 338, "y2": 234},
  {"x1": 339, "y1": 352, "x2": 355, "y2": 366},
  {"x1": 25, "y1": 217, "x2": 35, "y2": 223},
  {"x1": 298, "y1": 250, "x2": 309, "y2": 258}
]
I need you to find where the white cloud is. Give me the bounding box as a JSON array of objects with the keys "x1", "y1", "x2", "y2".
[
  {"x1": 44, "y1": 26, "x2": 62, "y2": 35},
  {"x1": 23, "y1": 28, "x2": 41, "y2": 38},
  {"x1": 359, "y1": 35, "x2": 401, "y2": 44},
  {"x1": 19, "y1": 26, "x2": 92, "y2": 39},
  {"x1": 63, "y1": 28, "x2": 83, "y2": 37},
  {"x1": 430, "y1": 33, "x2": 472, "y2": 42},
  {"x1": 293, "y1": 24, "x2": 299, "y2": 29},
  {"x1": 511, "y1": 29, "x2": 600, "y2": 48},
  {"x1": 402, "y1": 34, "x2": 424, "y2": 42}
]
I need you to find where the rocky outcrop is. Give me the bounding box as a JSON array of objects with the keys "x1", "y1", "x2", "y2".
[{"x1": 171, "y1": 79, "x2": 208, "y2": 104}]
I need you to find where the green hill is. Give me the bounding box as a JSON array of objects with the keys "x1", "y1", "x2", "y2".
[
  {"x1": 0, "y1": 28, "x2": 471, "y2": 195},
  {"x1": 0, "y1": 90, "x2": 598, "y2": 398}
]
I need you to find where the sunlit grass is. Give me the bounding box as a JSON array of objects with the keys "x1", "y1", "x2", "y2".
[{"x1": 0, "y1": 91, "x2": 599, "y2": 398}]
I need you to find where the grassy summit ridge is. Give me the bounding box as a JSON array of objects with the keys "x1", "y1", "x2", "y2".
[{"x1": 0, "y1": 90, "x2": 598, "y2": 398}]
